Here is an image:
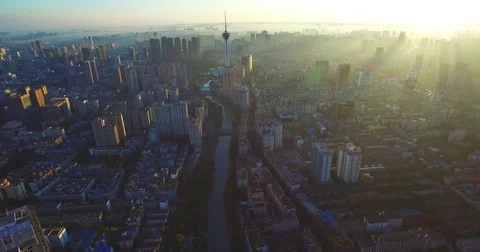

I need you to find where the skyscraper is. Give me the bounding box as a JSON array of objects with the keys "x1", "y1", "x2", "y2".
[
  {"x1": 149, "y1": 38, "x2": 161, "y2": 64},
  {"x1": 129, "y1": 47, "x2": 136, "y2": 61},
  {"x1": 188, "y1": 117, "x2": 203, "y2": 145},
  {"x1": 375, "y1": 47, "x2": 384, "y2": 61},
  {"x1": 91, "y1": 60, "x2": 99, "y2": 82},
  {"x1": 151, "y1": 102, "x2": 189, "y2": 136},
  {"x1": 412, "y1": 54, "x2": 424, "y2": 73},
  {"x1": 398, "y1": 31, "x2": 407, "y2": 44},
  {"x1": 81, "y1": 47, "x2": 92, "y2": 60},
  {"x1": 447, "y1": 62, "x2": 469, "y2": 87},
  {"x1": 222, "y1": 11, "x2": 231, "y2": 68},
  {"x1": 436, "y1": 63, "x2": 451, "y2": 90},
  {"x1": 311, "y1": 143, "x2": 332, "y2": 184},
  {"x1": 222, "y1": 68, "x2": 234, "y2": 91},
  {"x1": 181, "y1": 38, "x2": 187, "y2": 60},
  {"x1": 191, "y1": 36, "x2": 202, "y2": 60},
  {"x1": 336, "y1": 64, "x2": 351, "y2": 89},
  {"x1": 96, "y1": 45, "x2": 107, "y2": 60},
  {"x1": 161, "y1": 36, "x2": 168, "y2": 62},
  {"x1": 174, "y1": 37, "x2": 182, "y2": 61},
  {"x1": 337, "y1": 143, "x2": 362, "y2": 184},
  {"x1": 91, "y1": 117, "x2": 121, "y2": 147},
  {"x1": 29, "y1": 86, "x2": 47, "y2": 107},
  {"x1": 166, "y1": 37, "x2": 175, "y2": 62},
  {"x1": 84, "y1": 60, "x2": 95, "y2": 84},
  {"x1": 358, "y1": 71, "x2": 373, "y2": 86},
  {"x1": 125, "y1": 67, "x2": 139, "y2": 93},
  {"x1": 242, "y1": 55, "x2": 253, "y2": 73},
  {"x1": 239, "y1": 85, "x2": 249, "y2": 108}
]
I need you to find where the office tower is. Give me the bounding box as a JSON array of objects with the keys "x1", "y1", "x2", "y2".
[
  {"x1": 181, "y1": 38, "x2": 187, "y2": 59},
  {"x1": 4, "y1": 93, "x2": 31, "y2": 121},
  {"x1": 129, "y1": 108, "x2": 152, "y2": 133},
  {"x1": 222, "y1": 68, "x2": 234, "y2": 91},
  {"x1": 161, "y1": 36, "x2": 168, "y2": 61},
  {"x1": 242, "y1": 55, "x2": 253, "y2": 73},
  {"x1": 239, "y1": 85, "x2": 249, "y2": 108},
  {"x1": 222, "y1": 12, "x2": 231, "y2": 68},
  {"x1": 375, "y1": 47, "x2": 384, "y2": 60},
  {"x1": 412, "y1": 54, "x2": 424, "y2": 73},
  {"x1": 169, "y1": 88, "x2": 179, "y2": 103},
  {"x1": 151, "y1": 102, "x2": 189, "y2": 136},
  {"x1": 3, "y1": 56, "x2": 16, "y2": 73},
  {"x1": 149, "y1": 38, "x2": 161, "y2": 63},
  {"x1": 250, "y1": 33, "x2": 256, "y2": 42},
  {"x1": 91, "y1": 117, "x2": 121, "y2": 146},
  {"x1": 337, "y1": 143, "x2": 362, "y2": 184},
  {"x1": 129, "y1": 47, "x2": 136, "y2": 61},
  {"x1": 189, "y1": 117, "x2": 203, "y2": 145},
  {"x1": 81, "y1": 47, "x2": 92, "y2": 60},
  {"x1": 33, "y1": 40, "x2": 44, "y2": 53},
  {"x1": 174, "y1": 37, "x2": 182, "y2": 61},
  {"x1": 447, "y1": 62, "x2": 469, "y2": 87},
  {"x1": 112, "y1": 66, "x2": 123, "y2": 85},
  {"x1": 311, "y1": 143, "x2": 332, "y2": 184},
  {"x1": 84, "y1": 61, "x2": 95, "y2": 84},
  {"x1": 436, "y1": 63, "x2": 451, "y2": 90},
  {"x1": 358, "y1": 71, "x2": 373, "y2": 86},
  {"x1": 336, "y1": 64, "x2": 351, "y2": 89},
  {"x1": 133, "y1": 93, "x2": 144, "y2": 109},
  {"x1": 125, "y1": 67, "x2": 139, "y2": 93},
  {"x1": 0, "y1": 206, "x2": 51, "y2": 252},
  {"x1": 419, "y1": 37, "x2": 429, "y2": 52},
  {"x1": 29, "y1": 87, "x2": 47, "y2": 107},
  {"x1": 398, "y1": 31, "x2": 407, "y2": 44},
  {"x1": 113, "y1": 56, "x2": 121, "y2": 67},
  {"x1": 46, "y1": 228, "x2": 69, "y2": 249}
]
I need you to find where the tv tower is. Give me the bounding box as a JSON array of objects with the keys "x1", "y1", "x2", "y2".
[{"x1": 222, "y1": 11, "x2": 230, "y2": 68}]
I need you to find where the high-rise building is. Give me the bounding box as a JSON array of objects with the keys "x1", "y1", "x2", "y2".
[
  {"x1": 113, "y1": 56, "x2": 121, "y2": 67},
  {"x1": 447, "y1": 62, "x2": 469, "y2": 87},
  {"x1": 375, "y1": 47, "x2": 384, "y2": 61},
  {"x1": 187, "y1": 40, "x2": 193, "y2": 58},
  {"x1": 239, "y1": 85, "x2": 249, "y2": 108},
  {"x1": 96, "y1": 45, "x2": 107, "y2": 60},
  {"x1": 4, "y1": 93, "x2": 31, "y2": 121},
  {"x1": 169, "y1": 88, "x2": 179, "y2": 103},
  {"x1": 336, "y1": 64, "x2": 351, "y2": 89},
  {"x1": 166, "y1": 37, "x2": 175, "y2": 62},
  {"x1": 358, "y1": 71, "x2": 373, "y2": 86},
  {"x1": 161, "y1": 36, "x2": 168, "y2": 62},
  {"x1": 174, "y1": 37, "x2": 182, "y2": 62},
  {"x1": 241, "y1": 55, "x2": 253, "y2": 73},
  {"x1": 50, "y1": 97, "x2": 72, "y2": 118},
  {"x1": 191, "y1": 36, "x2": 202, "y2": 60},
  {"x1": 311, "y1": 143, "x2": 332, "y2": 184},
  {"x1": 398, "y1": 31, "x2": 407, "y2": 44},
  {"x1": 149, "y1": 38, "x2": 161, "y2": 63},
  {"x1": 84, "y1": 60, "x2": 95, "y2": 84},
  {"x1": 90, "y1": 60, "x2": 99, "y2": 82},
  {"x1": 129, "y1": 47, "x2": 136, "y2": 61},
  {"x1": 222, "y1": 12, "x2": 231, "y2": 68},
  {"x1": 188, "y1": 117, "x2": 203, "y2": 145},
  {"x1": 222, "y1": 68, "x2": 234, "y2": 91},
  {"x1": 29, "y1": 86, "x2": 47, "y2": 107},
  {"x1": 81, "y1": 47, "x2": 92, "y2": 60},
  {"x1": 125, "y1": 67, "x2": 139, "y2": 93},
  {"x1": 151, "y1": 102, "x2": 189, "y2": 136},
  {"x1": 181, "y1": 38, "x2": 187, "y2": 60},
  {"x1": 33, "y1": 40, "x2": 44, "y2": 53},
  {"x1": 337, "y1": 143, "x2": 362, "y2": 184},
  {"x1": 177, "y1": 64, "x2": 188, "y2": 88},
  {"x1": 436, "y1": 63, "x2": 451, "y2": 90},
  {"x1": 0, "y1": 206, "x2": 51, "y2": 252},
  {"x1": 412, "y1": 54, "x2": 424, "y2": 73},
  {"x1": 195, "y1": 106, "x2": 206, "y2": 122},
  {"x1": 91, "y1": 117, "x2": 121, "y2": 146},
  {"x1": 112, "y1": 66, "x2": 123, "y2": 85}
]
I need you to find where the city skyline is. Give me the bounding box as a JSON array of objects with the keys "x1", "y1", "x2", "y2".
[{"x1": 2, "y1": 0, "x2": 480, "y2": 31}]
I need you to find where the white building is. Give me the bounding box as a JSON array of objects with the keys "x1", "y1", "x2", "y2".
[
  {"x1": 188, "y1": 118, "x2": 203, "y2": 146},
  {"x1": 358, "y1": 71, "x2": 374, "y2": 86},
  {"x1": 337, "y1": 143, "x2": 362, "y2": 184}
]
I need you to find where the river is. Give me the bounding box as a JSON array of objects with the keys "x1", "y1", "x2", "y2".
[{"x1": 207, "y1": 101, "x2": 232, "y2": 252}]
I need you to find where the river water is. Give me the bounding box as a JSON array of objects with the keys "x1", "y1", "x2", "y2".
[{"x1": 207, "y1": 101, "x2": 232, "y2": 252}]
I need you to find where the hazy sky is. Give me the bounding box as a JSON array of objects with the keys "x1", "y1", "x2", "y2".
[{"x1": 1, "y1": 0, "x2": 479, "y2": 31}]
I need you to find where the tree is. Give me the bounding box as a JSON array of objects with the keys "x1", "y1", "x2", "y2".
[{"x1": 176, "y1": 233, "x2": 185, "y2": 248}]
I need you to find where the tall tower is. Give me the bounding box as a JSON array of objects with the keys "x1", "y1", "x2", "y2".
[{"x1": 222, "y1": 11, "x2": 230, "y2": 68}]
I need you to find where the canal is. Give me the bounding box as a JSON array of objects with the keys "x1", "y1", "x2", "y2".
[{"x1": 208, "y1": 100, "x2": 232, "y2": 252}]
